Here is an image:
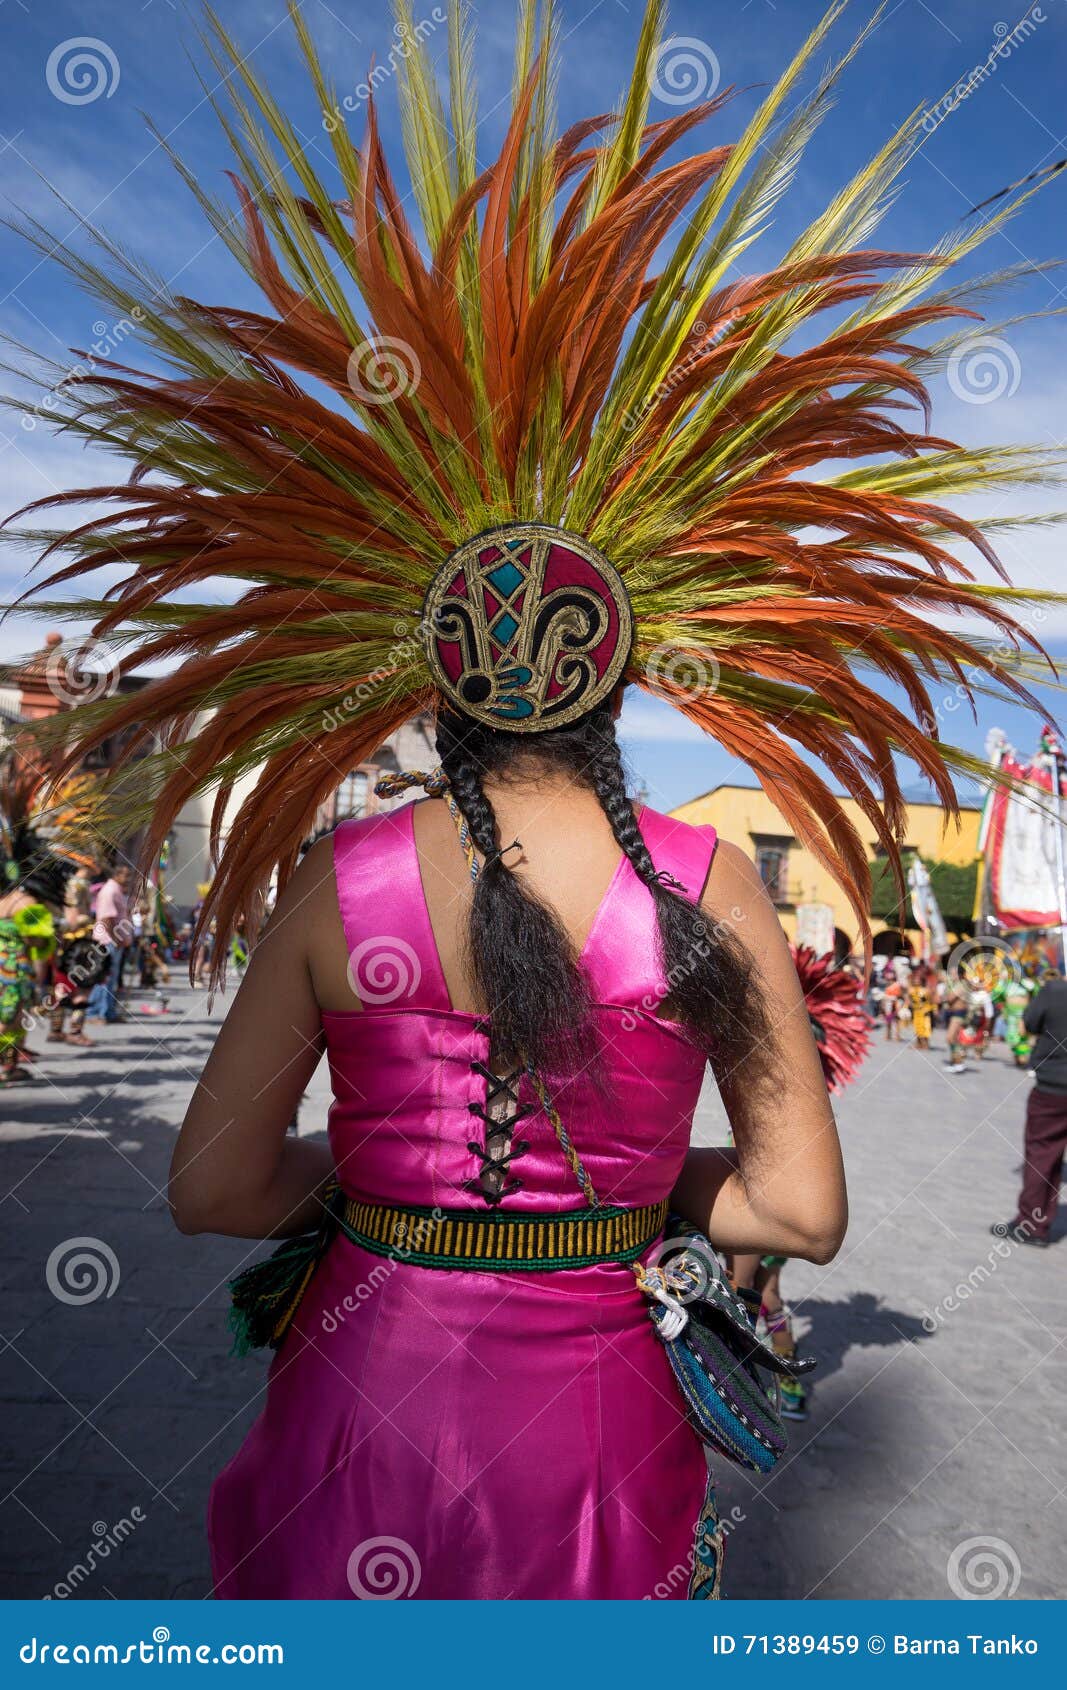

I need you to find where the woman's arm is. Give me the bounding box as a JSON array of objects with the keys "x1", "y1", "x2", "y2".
[
  {"x1": 671, "y1": 841, "x2": 848, "y2": 1264},
  {"x1": 168, "y1": 839, "x2": 338, "y2": 1240}
]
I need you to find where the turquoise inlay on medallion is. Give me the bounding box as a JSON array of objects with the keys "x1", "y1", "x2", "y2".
[
  {"x1": 486, "y1": 560, "x2": 524, "y2": 598},
  {"x1": 490, "y1": 611, "x2": 519, "y2": 646}
]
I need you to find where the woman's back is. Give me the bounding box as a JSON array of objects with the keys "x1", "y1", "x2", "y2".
[{"x1": 208, "y1": 793, "x2": 725, "y2": 1599}]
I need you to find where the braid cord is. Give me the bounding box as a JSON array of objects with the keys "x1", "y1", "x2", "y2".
[
  {"x1": 527, "y1": 1067, "x2": 599, "y2": 1207},
  {"x1": 373, "y1": 769, "x2": 449, "y2": 798},
  {"x1": 372, "y1": 768, "x2": 477, "y2": 879}
]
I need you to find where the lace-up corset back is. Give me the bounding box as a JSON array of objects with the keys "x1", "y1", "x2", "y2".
[{"x1": 321, "y1": 800, "x2": 718, "y2": 1216}]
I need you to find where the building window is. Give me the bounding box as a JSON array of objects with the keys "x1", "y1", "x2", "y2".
[
  {"x1": 750, "y1": 832, "x2": 795, "y2": 905},
  {"x1": 755, "y1": 846, "x2": 786, "y2": 903},
  {"x1": 336, "y1": 768, "x2": 370, "y2": 820}
]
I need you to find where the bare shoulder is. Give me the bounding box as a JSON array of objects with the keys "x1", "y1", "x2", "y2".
[
  {"x1": 703, "y1": 837, "x2": 768, "y2": 909},
  {"x1": 259, "y1": 836, "x2": 338, "y2": 954},
  {"x1": 701, "y1": 837, "x2": 793, "y2": 972}
]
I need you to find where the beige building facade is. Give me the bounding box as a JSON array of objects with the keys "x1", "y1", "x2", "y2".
[{"x1": 671, "y1": 783, "x2": 982, "y2": 955}]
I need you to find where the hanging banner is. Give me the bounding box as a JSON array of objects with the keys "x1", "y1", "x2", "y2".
[
  {"x1": 794, "y1": 901, "x2": 836, "y2": 957},
  {"x1": 907, "y1": 855, "x2": 948, "y2": 957},
  {"x1": 982, "y1": 726, "x2": 1067, "y2": 930}
]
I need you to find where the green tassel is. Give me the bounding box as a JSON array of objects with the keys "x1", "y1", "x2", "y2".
[
  {"x1": 227, "y1": 1182, "x2": 343, "y2": 1355},
  {"x1": 227, "y1": 1232, "x2": 323, "y2": 1355}
]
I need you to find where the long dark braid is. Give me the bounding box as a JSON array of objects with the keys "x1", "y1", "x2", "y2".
[
  {"x1": 435, "y1": 711, "x2": 596, "y2": 1075},
  {"x1": 434, "y1": 703, "x2": 769, "y2": 1077}
]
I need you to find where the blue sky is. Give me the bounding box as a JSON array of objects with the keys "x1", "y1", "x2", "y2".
[{"x1": 1, "y1": 0, "x2": 1066, "y2": 814}]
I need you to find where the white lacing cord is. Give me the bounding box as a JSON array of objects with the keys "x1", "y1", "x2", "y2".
[{"x1": 632, "y1": 1263, "x2": 690, "y2": 1340}]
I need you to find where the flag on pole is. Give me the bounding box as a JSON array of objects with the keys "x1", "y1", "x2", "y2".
[
  {"x1": 908, "y1": 856, "x2": 948, "y2": 958},
  {"x1": 982, "y1": 726, "x2": 1067, "y2": 930}
]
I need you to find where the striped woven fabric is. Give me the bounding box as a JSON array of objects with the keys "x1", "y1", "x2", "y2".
[{"x1": 340, "y1": 1196, "x2": 669, "y2": 1271}]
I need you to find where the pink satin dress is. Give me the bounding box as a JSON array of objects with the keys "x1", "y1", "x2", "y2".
[{"x1": 209, "y1": 802, "x2": 720, "y2": 1600}]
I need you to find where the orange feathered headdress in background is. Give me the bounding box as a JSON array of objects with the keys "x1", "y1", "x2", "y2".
[{"x1": 2, "y1": 0, "x2": 1065, "y2": 969}]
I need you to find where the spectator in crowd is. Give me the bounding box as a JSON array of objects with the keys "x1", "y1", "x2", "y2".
[
  {"x1": 86, "y1": 865, "x2": 132, "y2": 1024},
  {"x1": 993, "y1": 970, "x2": 1067, "y2": 1248}
]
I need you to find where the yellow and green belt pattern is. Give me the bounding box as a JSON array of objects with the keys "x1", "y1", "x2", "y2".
[{"x1": 340, "y1": 1195, "x2": 670, "y2": 1271}]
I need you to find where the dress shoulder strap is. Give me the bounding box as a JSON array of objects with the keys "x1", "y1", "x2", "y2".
[
  {"x1": 331, "y1": 805, "x2": 451, "y2": 1012},
  {"x1": 580, "y1": 806, "x2": 719, "y2": 1011},
  {"x1": 635, "y1": 806, "x2": 718, "y2": 900}
]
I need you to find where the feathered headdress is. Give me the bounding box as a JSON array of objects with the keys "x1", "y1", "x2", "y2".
[
  {"x1": 0, "y1": 735, "x2": 77, "y2": 906},
  {"x1": 2, "y1": 0, "x2": 1065, "y2": 969},
  {"x1": 791, "y1": 944, "x2": 872, "y2": 1093}
]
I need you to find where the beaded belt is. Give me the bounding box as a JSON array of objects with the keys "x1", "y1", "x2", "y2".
[
  {"x1": 228, "y1": 1189, "x2": 672, "y2": 1352},
  {"x1": 338, "y1": 1194, "x2": 670, "y2": 1272}
]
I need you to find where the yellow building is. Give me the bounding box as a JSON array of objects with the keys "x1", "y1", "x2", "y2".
[{"x1": 671, "y1": 783, "x2": 982, "y2": 955}]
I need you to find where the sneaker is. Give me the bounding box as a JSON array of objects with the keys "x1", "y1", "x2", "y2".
[
  {"x1": 990, "y1": 1220, "x2": 1049, "y2": 1249},
  {"x1": 763, "y1": 1307, "x2": 812, "y2": 1420},
  {"x1": 779, "y1": 1374, "x2": 810, "y2": 1421}
]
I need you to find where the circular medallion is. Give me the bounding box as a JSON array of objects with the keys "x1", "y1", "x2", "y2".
[{"x1": 422, "y1": 523, "x2": 632, "y2": 732}]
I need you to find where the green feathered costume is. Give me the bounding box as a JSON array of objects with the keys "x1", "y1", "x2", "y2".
[{"x1": 0, "y1": 813, "x2": 71, "y2": 1078}]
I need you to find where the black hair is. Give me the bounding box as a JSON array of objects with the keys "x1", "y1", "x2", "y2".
[
  {"x1": 9, "y1": 825, "x2": 75, "y2": 909},
  {"x1": 435, "y1": 702, "x2": 770, "y2": 1078}
]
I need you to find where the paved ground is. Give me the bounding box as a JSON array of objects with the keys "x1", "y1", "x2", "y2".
[{"x1": 1, "y1": 984, "x2": 1064, "y2": 1600}]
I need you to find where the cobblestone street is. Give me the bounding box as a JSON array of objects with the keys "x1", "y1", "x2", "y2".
[{"x1": 1, "y1": 985, "x2": 1064, "y2": 1600}]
